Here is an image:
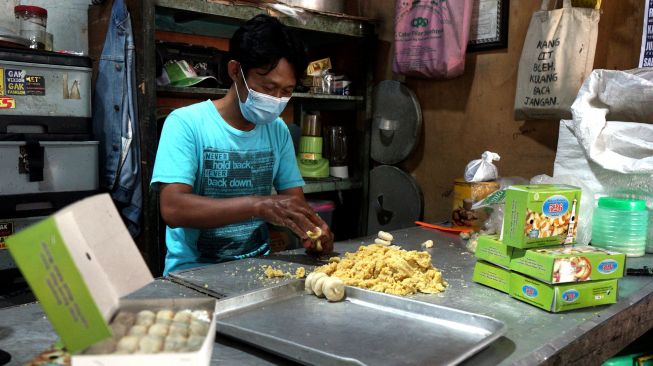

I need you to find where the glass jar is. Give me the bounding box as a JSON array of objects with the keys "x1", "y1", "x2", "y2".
[
  {"x1": 592, "y1": 197, "x2": 649, "y2": 257},
  {"x1": 15, "y1": 5, "x2": 47, "y2": 50}
]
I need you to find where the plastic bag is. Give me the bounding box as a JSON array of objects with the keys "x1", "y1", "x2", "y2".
[
  {"x1": 464, "y1": 151, "x2": 500, "y2": 182},
  {"x1": 392, "y1": 0, "x2": 473, "y2": 79}
]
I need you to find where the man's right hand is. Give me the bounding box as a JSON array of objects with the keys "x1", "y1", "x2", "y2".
[{"x1": 253, "y1": 195, "x2": 323, "y2": 241}]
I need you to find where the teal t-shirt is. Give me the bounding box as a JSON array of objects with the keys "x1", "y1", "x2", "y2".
[{"x1": 151, "y1": 100, "x2": 304, "y2": 275}]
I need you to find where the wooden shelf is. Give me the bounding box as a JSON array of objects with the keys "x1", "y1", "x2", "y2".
[
  {"x1": 157, "y1": 85, "x2": 364, "y2": 102},
  {"x1": 154, "y1": 0, "x2": 375, "y2": 38}
]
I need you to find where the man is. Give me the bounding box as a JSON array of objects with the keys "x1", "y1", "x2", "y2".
[{"x1": 152, "y1": 15, "x2": 333, "y2": 275}]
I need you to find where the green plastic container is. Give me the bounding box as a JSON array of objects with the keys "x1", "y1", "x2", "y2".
[{"x1": 592, "y1": 197, "x2": 648, "y2": 257}]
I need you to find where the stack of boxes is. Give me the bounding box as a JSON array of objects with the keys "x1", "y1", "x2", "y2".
[{"x1": 472, "y1": 185, "x2": 625, "y2": 312}]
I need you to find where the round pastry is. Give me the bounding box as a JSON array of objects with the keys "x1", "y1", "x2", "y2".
[
  {"x1": 189, "y1": 319, "x2": 210, "y2": 336},
  {"x1": 312, "y1": 275, "x2": 329, "y2": 297},
  {"x1": 128, "y1": 325, "x2": 148, "y2": 336},
  {"x1": 148, "y1": 323, "x2": 169, "y2": 337},
  {"x1": 135, "y1": 310, "x2": 156, "y2": 327},
  {"x1": 304, "y1": 272, "x2": 327, "y2": 294},
  {"x1": 163, "y1": 334, "x2": 187, "y2": 352},
  {"x1": 322, "y1": 277, "x2": 345, "y2": 302},
  {"x1": 116, "y1": 335, "x2": 140, "y2": 354},
  {"x1": 169, "y1": 322, "x2": 189, "y2": 337},
  {"x1": 138, "y1": 335, "x2": 163, "y2": 353},
  {"x1": 173, "y1": 310, "x2": 192, "y2": 324},
  {"x1": 113, "y1": 312, "x2": 136, "y2": 328}
]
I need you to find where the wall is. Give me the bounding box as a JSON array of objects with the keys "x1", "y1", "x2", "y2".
[{"x1": 361, "y1": 0, "x2": 645, "y2": 222}]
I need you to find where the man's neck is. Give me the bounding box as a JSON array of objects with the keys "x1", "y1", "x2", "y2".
[{"x1": 213, "y1": 86, "x2": 256, "y2": 131}]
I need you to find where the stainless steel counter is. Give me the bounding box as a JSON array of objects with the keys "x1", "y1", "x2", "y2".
[{"x1": 1, "y1": 227, "x2": 652, "y2": 365}]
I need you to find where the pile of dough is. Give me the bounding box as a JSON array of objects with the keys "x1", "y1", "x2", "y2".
[
  {"x1": 305, "y1": 272, "x2": 345, "y2": 302},
  {"x1": 84, "y1": 308, "x2": 212, "y2": 355},
  {"x1": 374, "y1": 231, "x2": 393, "y2": 246},
  {"x1": 316, "y1": 244, "x2": 447, "y2": 296}
]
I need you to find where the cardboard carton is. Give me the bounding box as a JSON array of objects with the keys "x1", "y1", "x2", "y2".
[
  {"x1": 510, "y1": 245, "x2": 625, "y2": 284},
  {"x1": 472, "y1": 260, "x2": 510, "y2": 293},
  {"x1": 509, "y1": 272, "x2": 617, "y2": 312},
  {"x1": 502, "y1": 185, "x2": 581, "y2": 248},
  {"x1": 7, "y1": 194, "x2": 217, "y2": 365},
  {"x1": 474, "y1": 235, "x2": 515, "y2": 268}
]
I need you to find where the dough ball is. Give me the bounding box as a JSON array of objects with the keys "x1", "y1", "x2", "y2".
[
  {"x1": 156, "y1": 309, "x2": 174, "y2": 325},
  {"x1": 322, "y1": 277, "x2": 345, "y2": 302},
  {"x1": 189, "y1": 319, "x2": 210, "y2": 337},
  {"x1": 374, "y1": 238, "x2": 391, "y2": 246},
  {"x1": 169, "y1": 322, "x2": 189, "y2": 337},
  {"x1": 378, "y1": 231, "x2": 393, "y2": 242},
  {"x1": 128, "y1": 325, "x2": 148, "y2": 336},
  {"x1": 116, "y1": 335, "x2": 140, "y2": 354},
  {"x1": 173, "y1": 309, "x2": 192, "y2": 324},
  {"x1": 85, "y1": 339, "x2": 116, "y2": 355},
  {"x1": 305, "y1": 272, "x2": 326, "y2": 294},
  {"x1": 184, "y1": 335, "x2": 205, "y2": 352},
  {"x1": 148, "y1": 323, "x2": 169, "y2": 337},
  {"x1": 135, "y1": 310, "x2": 155, "y2": 327},
  {"x1": 138, "y1": 335, "x2": 163, "y2": 354},
  {"x1": 112, "y1": 312, "x2": 135, "y2": 328},
  {"x1": 191, "y1": 310, "x2": 210, "y2": 323},
  {"x1": 312, "y1": 275, "x2": 329, "y2": 297},
  {"x1": 110, "y1": 323, "x2": 129, "y2": 339},
  {"x1": 163, "y1": 334, "x2": 187, "y2": 352}
]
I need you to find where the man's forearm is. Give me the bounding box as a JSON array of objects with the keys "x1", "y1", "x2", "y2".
[{"x1": 161, "y1": 190, "x2": 262, "y2": 229}]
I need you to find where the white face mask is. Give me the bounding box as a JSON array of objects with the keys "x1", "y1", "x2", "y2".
[{"x1": 235, "y1": 66, "x2": 290, "y2": 125}]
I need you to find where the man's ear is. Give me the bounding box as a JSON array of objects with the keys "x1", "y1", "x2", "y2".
[{"x1": 227, "y1": 60, "x2": 240, "y2": 83}]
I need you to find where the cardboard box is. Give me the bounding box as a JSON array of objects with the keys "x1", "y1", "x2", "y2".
[
  {"x1": 451, "y1": 179, "x2": 499, "y2": 229},
  {"x1": 502, "y1": 185, "x2": 581, "y2": 248},
  {"x1": 6, "y1": 194, "x2": 217, "y2": 365},
  {"x1": 472, "y1": 260, "x2": 511, "y2": 293},
  {"x1": 509, "y1": 272, "x2": 618, "y2": 312},
  {"x1": 510, "y1": 245, "x2": 625, "y2": 284},
  {"x1": 474, "y1": 235, "x2": 515, "y2": 268}
]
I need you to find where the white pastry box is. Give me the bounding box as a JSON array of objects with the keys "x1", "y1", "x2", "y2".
[{"x1": 6, "y1": 194, "x2": 217, "y2": 366}]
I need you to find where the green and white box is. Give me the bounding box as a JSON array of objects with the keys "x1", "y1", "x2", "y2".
[
  {"x1": 502, "y1": 184, "x2": 581, "y2": 248},
  {"x1": 472, "y1": 260, "x2": 511, "y2": 293},
  {"x1": 510, "y1": 245, "x2": 625, "y2": 284},
  {"x1": 474, "y1": 235, "x2": 515, "y2": 268},
  {"x1": 509, "y1": 272, "x2": 618, "y2": 312},
  {"x1": 7, "y1": 194, "x2": 217, "y2": 366}
]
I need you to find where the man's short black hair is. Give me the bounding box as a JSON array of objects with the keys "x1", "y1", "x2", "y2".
[{"x1": 229, "y1": 14, "x2": 308, "y2": 81}]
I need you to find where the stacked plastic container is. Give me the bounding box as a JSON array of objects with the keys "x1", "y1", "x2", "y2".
[{"x1": 592, "y1": 197, "x2": 649, "y2": 257}]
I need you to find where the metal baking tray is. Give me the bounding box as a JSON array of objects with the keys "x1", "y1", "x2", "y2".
[{"x1": 215, "y1": 280, "x2": 506, "y2": 365}]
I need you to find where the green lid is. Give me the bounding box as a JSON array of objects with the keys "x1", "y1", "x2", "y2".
[{"x1": 598, "y1": 197, "x2": 647, "y2": 211}]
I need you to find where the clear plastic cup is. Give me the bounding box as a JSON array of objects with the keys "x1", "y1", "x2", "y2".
[{"x1": 592, "y1": 197, "x2": 648, "y2": 257}]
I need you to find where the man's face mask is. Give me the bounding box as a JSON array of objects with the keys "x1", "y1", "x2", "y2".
[{"x1": 235, "y1": 66, "x2": 290, "y2": 125}]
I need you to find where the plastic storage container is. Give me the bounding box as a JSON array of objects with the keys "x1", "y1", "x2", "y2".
[
  {"x1": 592, "y1": 197, "x2": 649, "y2": 257},
  {"x1": 308, "y1": 200, "x2": 335, "y2": 227},
  {"x1": 14, "y1": 5, "x2": 47, "y2": 50}
]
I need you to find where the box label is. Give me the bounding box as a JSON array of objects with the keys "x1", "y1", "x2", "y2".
[
  {"x1": 0, "y1": 68, "x2": 4, "y2": 95},
  {"x1": 522, "y1": 284, "x2": 538, "y2": 298},
  {"x1": 25, "y1": 75, "x2": 46, "y2": 96},
  {"x1": 6, "y1": 217, "x2": 111, "y2": 352},
  {"x1": 0, "y1": 222, "x2": 13, "y2": 249},
  {"x1": 6, "y1": 69, "x2": 26, "y2": 96},
  {"x1": 561, "y1": 289, "x2": 580, "y2": 303},
  {"x1": 598, "y1": 259, "x2": 618, "y2": 274}
]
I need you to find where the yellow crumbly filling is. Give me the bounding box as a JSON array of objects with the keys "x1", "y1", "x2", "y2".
[
  {"x1": 264, "y1": 266, "x2": 286, "y2": 278},
  {"x1": 315, "y1": 244, "x2": 447, "y2": 296},
  {"x1": 295, "y1": 267, "x2": 306, "y2": 279}
]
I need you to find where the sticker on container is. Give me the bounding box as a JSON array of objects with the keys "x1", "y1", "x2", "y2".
[
  {"x1": 562, "y1": 289, "x2": 580, "y2": 303},
  {"x1": 6, "y1": 69, "x2": 26, "y2": 96},
  {"x1": 0, "y1": 96, "x2": 15, "y2": 109},
  {"x1": 0, "y1": 68, "x2": 4, "y2": 95},
  {"x1": 522, "y1": 285, "x2": 538, "y2": 298},
  {"x1": 0, "y1": 222, "x2": 13, "y2": 249},
  {"x1": 597, "y1": 259, "x2": 618, "y2": 274},
  {"x1": 25, "y1": 75, "x2": 46, "y2": 96},
  {"x1": 542, "y1": 195, "x2": 569, "y2": 218}
]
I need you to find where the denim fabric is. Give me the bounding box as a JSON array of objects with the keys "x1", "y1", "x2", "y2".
[{"x1": 92, "y1": 0, "x2": 142, "y2": 236}]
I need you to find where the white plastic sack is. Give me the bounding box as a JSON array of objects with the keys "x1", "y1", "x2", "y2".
[
  {"x1": 464, "y1": 151, "x2": 500, "y2": 182},
  {"x1": 570, "y1": 69, "x2": 653, "y2": 174}
]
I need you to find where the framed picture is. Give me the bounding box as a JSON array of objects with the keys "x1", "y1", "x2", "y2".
[{"x1": 467, "y1": 0, "x2": 510, "y2": 52}]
